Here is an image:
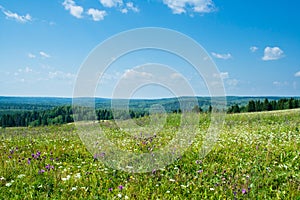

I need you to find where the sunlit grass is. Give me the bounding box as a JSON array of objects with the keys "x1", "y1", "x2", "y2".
[{"x1": 0, "y1": 109, "x2": 299, "y2": 199}]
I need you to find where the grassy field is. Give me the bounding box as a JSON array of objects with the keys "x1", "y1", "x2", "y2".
[{"x1": 0, "y1": 109, "x2": 299, "y2": 199}]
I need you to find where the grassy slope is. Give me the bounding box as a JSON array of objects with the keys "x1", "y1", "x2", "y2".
[{"x1": 0, "y1": 109, "x2": 299, "y2": 199}]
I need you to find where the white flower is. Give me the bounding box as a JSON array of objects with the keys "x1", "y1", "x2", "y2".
[
  {"x1": 17, "y1": 174, "x2": 25, "y2": 179},
  {"x1": 166, "y1": 190, "x2": 170, "y2": 193},
  {"x1": 169, "y1": 179, "x2": 175, "y2": 182},
  {"x1": 210, "y1": 188, "x2": 215, "y2": 191},
  {"x1": 125, "y1": 195, "x2": 129, "y2": 199},
  {"x1": 71, "y1": 187, "x2": 77, "y2": 191},
  {"x1": 61, "y1": 175, "x2": 71, "y2": 181},
  {"x1": 117, "y1": 193, "x2": 122, "y2": 198},
  {"x1": 5, "y1": 182, "x2": 12, "y2": 187},
  {"x1": 74, "y1": 173, "x2": 81, "y2": 179},
  {"x1": 0, "y1": 177, "x2": 5, "y2": 181}
]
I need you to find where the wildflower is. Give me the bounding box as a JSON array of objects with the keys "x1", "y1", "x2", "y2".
[
  {"x1": 61, "y1": 175, "x2": 71, "y2": 181},
  {"x1": 17, "y1": 174, "x2": 25, "y2": 178},
  {"x1": 118, "y1": 185, "x2": 124, "y2": 190},
  {"x1": 124, "y1": 195, "x2": 129, "y2": 199},
  {"x1": 197, "y1": 170, "x2": 203, "y2": 173},
  {"x1": 166, "y1": 190, "x2": 170, "y2": 193},
  {"x1": 38, "y1": 169, "x2": 45, "y2": 174},
  {"x1": 71, "y1": 187, "x2": 77, "y2": 191},
  {"x1": 242, "y1": 188, "x2": 247, "y2": 194},
  {"x1": 109, "y1": 188, "x2": 113, "y2": 192},
  {"x1": 152, "y1": 169, "x2": 156, "y2": 174},
  {"x1": 27, "y1": 158, "x2": 31, "y2": 164},
  {"x1": 74, "y1": 173, "x2": 81, "y2": 179},
  {"x1": 210, "y1": 188, "x2": 214, "y2": 191},
  {"x1": 0, "y1": 177, "x2": 5, "y2": 181},
  {"x1": 195, "y1": 160, "x2": 202, "y2": 164},
  {"x1": 169, "y1": 179, "x2": 175, "y2": 182},
  {"x1": 6, "y1": 182, "x2": 13, "y2": 187},
  {"x1": 117, "y1": 193, "x2": 122, "y2": 198}
]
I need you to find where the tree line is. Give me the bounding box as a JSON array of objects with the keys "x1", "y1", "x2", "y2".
[
  {"x1": 1, "y1": 98, "x2": 299, "y2": 128},
  {"x1": 0, "y1": 106, "x2": 149, "y2": 128},
  {"x1": 227, "y1": 98, "x2": 300, "y2": 113}
]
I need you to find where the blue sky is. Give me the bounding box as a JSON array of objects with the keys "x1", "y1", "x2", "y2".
[{"x1": 0, "y1": 0, "x2": 300, "y2": 97}]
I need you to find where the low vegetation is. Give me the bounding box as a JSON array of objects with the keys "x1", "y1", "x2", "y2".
[{"x1": 0, "y1": 109, "x2": 299, "y2": 199}]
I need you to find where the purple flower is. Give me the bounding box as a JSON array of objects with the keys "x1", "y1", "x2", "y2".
[
  {"x1": 8, "y1": 156, "x2": 12, "y2": 159},
  {"x1": 27, "y1": 158, "x2": 31, "y2": 164},
  {"x1": 108, "y1": 188, "x2": 113, "y2": 192},
  {"x1": 31, "y1": 154, "x2": 35, "y2": 158},
  {"x1": 233, "y1": 191, "x2": 237, "y2": 196},
  {"x1": 242, "y1": 188, "x2": 247, "y2": 194},
  {"x1": 197, "y1": 170, "x2": 203, "y2": 173},
  {"x1": 118, "y1": 185, "x2": 124, "y2": 190},
  {"x1": 10, "y1": 150, "x2": 14, "y2": 154},
  {"x1": 38, "y1": 169, "x2": 45, "y2": 174},
  {"x1": 152, "y1": 169, "x2": 156, "y2": 174},
  {"x1": 93, "y1": 154, "x2": 98, "y2": 160}
]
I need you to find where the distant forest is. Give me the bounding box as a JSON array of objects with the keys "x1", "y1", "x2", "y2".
[
  {"x1": 227, "y1": 98, "x2": 300, "y2": 113},
  {"x1": 0, "y1": 97, "x2": 299, "y2": 128}
]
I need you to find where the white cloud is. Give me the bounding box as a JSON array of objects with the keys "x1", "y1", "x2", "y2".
[
  {"x1": 49, "y1": 71, "x2": 76, "y2": 80},
  {"x1": 273, "y1": 81, "x2": 288, "y2": 87},
  {"x1": 123, "y1": 69, "x2": 153, "y2": 79},
  {"x1": 211, "y1": 52, "x2": 232, "y2": 60},
  {"x1": 226, "y1": 79, "x2": 239, "y2": 86},
  {"x1": 40, "y1": 51, "x2": 50, "y2": 58},
  {"x1": 294, "y1": 71, "x2": 300, "y2": 77},
  {"x1": 100, "y1": 0, "x2": 123, "y2": 8},
  {"x1": 262, "y1": 46, "x2": 284, "y2": 61},
  {"x1": 213, "y1": 72, "x2": 229, "y2": 79},
  {"x1": 28, "y1": 53, "x2": 36, "y2": 58},
  {"x1": 125, "y1": 2, "x2": 139, "y2": 13},
  {"x1": 250, "y1": 46, "x2": 258, "y2": 53},
  {"x1": 163, "y1": 0, "x2": 215, "y2": 14},
  {"x1": 1, "y1": 6, "x2": 32, "y2": 23},
  {"x1": 87, "y1": 8, "x2": 107, "y2": 21},
  {"x1": 62, "y1": 0, "x2": 84, "y2": 18},
  {"x1": 25, "y1": 67, "x2": 33, "y2": 73}
]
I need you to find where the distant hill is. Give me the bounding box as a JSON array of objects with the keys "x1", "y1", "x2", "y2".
[{"x1": 0, "y1": 96, "x2": 299, "y2": 115}]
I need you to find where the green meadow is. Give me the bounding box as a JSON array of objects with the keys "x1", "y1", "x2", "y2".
[{"x1": 0, "y1": 109, "x2": 299, "y2": 199}]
